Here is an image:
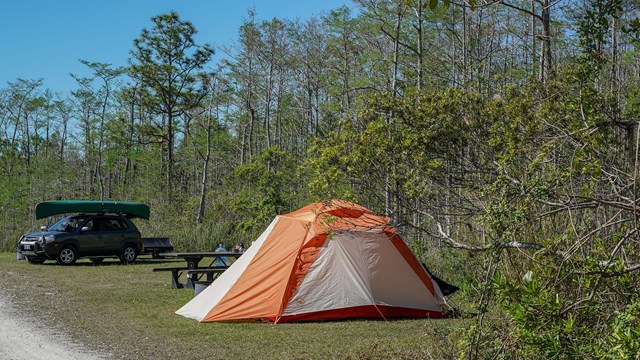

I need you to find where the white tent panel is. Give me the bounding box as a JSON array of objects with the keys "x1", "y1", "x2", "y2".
[
  {"x1": 175, "y1": 217, "x2": 279, "y2": 321},
  {"x1": 283, "y1": 230, "x2": 440, "y2": 316}
]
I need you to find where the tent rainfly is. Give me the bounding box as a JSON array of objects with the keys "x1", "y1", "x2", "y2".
[{"x1": 176, "y1": 200, "x2": 448, "y2": 323}]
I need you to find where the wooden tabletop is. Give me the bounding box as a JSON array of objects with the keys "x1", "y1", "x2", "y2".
[{"x1": 162, "y1": 251, "x2": 244, "y2": 257}]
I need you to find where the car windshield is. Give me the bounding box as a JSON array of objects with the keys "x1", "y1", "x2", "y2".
[{"x1": 47, "y1": 216, "x2": 88, "y2": 232}]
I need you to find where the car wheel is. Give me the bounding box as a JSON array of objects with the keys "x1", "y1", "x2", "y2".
[
  {"x1": 119, "y1": 244, "x2": 138, "y2": 264},
  {"x1": 26, "y1": 256, "x2": 45, "y2": 264},
  {"x1": 90, "y1": 258, "x2": 104, "y2": 265},
  {"x1": 56, "y1": 246, "x2": 78, "y2": 265}
]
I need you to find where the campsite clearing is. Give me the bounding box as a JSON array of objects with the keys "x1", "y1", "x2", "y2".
[{"x1": 0, "y1": 252, "x2": 466, "y2": 359}]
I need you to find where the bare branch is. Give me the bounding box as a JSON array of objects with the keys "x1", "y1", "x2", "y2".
[
  {"x1": 403, "y1": 212, "x2": 543, "y2": 252},
  {"x1": 577, "y1": 263, "x2": 640, "y2": 277}
]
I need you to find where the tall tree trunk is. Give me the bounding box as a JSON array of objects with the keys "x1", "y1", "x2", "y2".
[
  {"x1": 415, "y1": 0, "x2": 424, "y2": 91},
  {"x1": 531, "y1": 0, "x2": 536, "y2": 77},
  {"x1": 611, "y1": 15, "x2": 620, "y2": 116},
  {"x1": 240, "y1": 123, "x2": 247, "y2": 165},
  {"x1": 265, "y1": 62, "x2": 274, "y2": 149},
  {"x1": 391, "y1": 6, "x2": 403, "y2": 96},
  {"x1": 275, "y1": 78, "x2": 283, "y2": 147},
  {"x1": 24, "y1": 112, "x2": 31, "y2": 171},
  {"x1": 539, "y1": 0, "x2": 552, "y2": 83},
  {"x1": 60, "y1": 112, "x2": 68, "y2": 163},
  {"x1": 248, "y1": 104, "x2": 256, "y2": 158},
  {"x1": 463, "y1": 5, "x2": 468, "y2": 88},
  {"x1": 167, "y1": 111, "x2": 174, "y2": 203},
  {"x1": 197, "y1": 106, "x2": 213, "y2": 224},
  {"x1": 97, "y1": 81, "x2": 110, "y2": 200},
  {"x1": 342, "y1": 35, "x2": 352, "y2": 110},
  {"x1": 125, "y1": 88, "x2": 136, "y2": 186}
]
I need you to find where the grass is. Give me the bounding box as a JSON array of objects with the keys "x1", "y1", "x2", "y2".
[{"x1": 0, "y1": 252, "x2": 466, "y2": 359}]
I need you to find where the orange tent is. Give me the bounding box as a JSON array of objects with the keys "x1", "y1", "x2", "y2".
[{"x1": 176, "y1": 200, "x2": 447, "y2": 323}]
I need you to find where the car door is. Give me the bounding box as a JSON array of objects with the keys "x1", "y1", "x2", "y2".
[
  {"x1": 101, "y1": 217, "x2": 128, "y2": 255},
  {"x1": 77, "y1": 218, "x2": 104, "y2": 256}
]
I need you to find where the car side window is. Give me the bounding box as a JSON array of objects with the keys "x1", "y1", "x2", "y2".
[
  {"x1": 83, "y1": 219, "x2": 100, "y2": 232},
  {"x1": 104, "y1": 218, "x2": 126, "y2": 230},
  {"x1": 65, "y1": 218, "x2": 81, "y2": 232},
  {"x1": 117, "y1": 219, "x2": 130, "y2": 230}
]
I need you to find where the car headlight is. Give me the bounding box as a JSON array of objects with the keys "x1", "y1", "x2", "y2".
[{"x1": 44, "y1": 235, "x2": 55, "y2": 243}]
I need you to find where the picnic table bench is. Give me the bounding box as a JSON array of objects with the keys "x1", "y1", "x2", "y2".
[
  {"x1": 186, "y1": 267, "x2": 227, "y2": 281},
  {"x1": 151, "y1": 251, "x2": 243, "y2": 289},
  {"x1": 151, "y1": 266, "x2": 191, "y2": 288}
]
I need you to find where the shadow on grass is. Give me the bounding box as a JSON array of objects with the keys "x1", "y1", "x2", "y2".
[{"x1": 33, "y1": 257, "x2": 181, "y2": 267}]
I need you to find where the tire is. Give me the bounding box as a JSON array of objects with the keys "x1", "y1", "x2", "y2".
[
  {"x1": 56, "y1": 246, "x2": 78, "y2": 265},
  {"x1": 90, "y1": 258, "x2": 104, "y2": 265},
  {"x1": 26, "y1": 256, "x2": 45, "y2": 265},
  {"x1": 119, "y1": 244, "x2": 138, "y2": 264}
]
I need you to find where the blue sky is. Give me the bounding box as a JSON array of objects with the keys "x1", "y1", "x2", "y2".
[{"x1": 0, "y1": 0, "x2": 351, "y2": 94}]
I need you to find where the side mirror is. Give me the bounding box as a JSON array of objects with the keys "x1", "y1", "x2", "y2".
[
  {"x1": 81, "y1": 226, "x2": 90, "y2": 232},
  {"x1": 40, "y1": 226, "x2": 47, "y2": 231}
]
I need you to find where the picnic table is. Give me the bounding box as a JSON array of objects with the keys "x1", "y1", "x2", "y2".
[{"x1": 151, "y1": 251, "x2": 243, "y2": 289}]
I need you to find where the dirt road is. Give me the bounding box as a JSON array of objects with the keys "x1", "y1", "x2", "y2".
[{"x1": 0, "y1": 291, "x2": 105, "y2": 360}]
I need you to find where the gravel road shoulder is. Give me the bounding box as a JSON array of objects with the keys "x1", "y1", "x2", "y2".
[{"x1": 0, "y1": 288, "x2": 106, "y2": 360}]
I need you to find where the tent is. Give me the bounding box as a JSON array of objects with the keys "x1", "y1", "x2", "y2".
[{"x1": 176, "y1": 200, "x2": 449, "y2": 323}]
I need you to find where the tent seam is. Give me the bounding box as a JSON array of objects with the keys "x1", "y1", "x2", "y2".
[{"x1": 274, "y1": 207, "x2": 323, "y2": 323}]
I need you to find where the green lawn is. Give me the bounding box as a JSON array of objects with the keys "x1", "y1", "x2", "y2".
[{"x1": 0, "y1": 252, "x2": 465, "y2": 359}]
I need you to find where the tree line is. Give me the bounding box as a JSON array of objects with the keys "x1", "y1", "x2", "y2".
[{"x1": 2, "y1": 1, "x2": 640, "y2": 357}]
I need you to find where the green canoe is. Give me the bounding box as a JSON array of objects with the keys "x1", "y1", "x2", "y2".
[{"x1": 35, "y1": 200, "x2": 150, "y2": 220}]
